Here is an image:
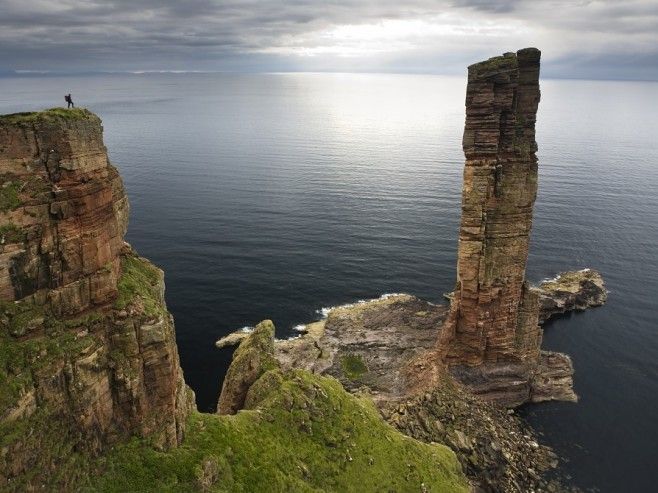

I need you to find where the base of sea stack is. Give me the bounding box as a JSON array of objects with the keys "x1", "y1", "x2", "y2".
[
  {"x1": 449, "y1": 350, "x2": 577, "y2": 408},
  {"x1": 215, "y1": 272, "x2": 605, "y2": 491}
]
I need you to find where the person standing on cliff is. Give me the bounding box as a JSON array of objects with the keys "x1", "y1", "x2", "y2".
[{"x1": 65, "y1": 94, "x2": 74, "y2": 108}]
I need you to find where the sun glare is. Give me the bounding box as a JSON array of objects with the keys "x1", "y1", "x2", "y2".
[{"x1": 263, "y1": 14, "x2": 529, "y2": 57}]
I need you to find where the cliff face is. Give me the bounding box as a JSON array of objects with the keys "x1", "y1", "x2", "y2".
[
  {"x1": 441, "y1": 48, "x2": 542, "y2": 365},
  {"x1": 437, "y1": 49, "x2": 575, "y2": 406},
  {"x1": 0, "y1": 109, "x2": 127, "y2": 309},
  {"x1": 0, "y1": 109, "x2": 193, "y2": 490}
]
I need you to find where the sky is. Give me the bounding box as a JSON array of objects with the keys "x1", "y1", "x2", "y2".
[{"x1": 1, "y1": 0, "x2": 657, "y2": 80}]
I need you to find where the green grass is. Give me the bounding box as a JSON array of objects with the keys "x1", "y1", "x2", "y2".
[
  {"x1": 86, "y1": 369, "x2": 468, "y2": 493},
  {"x1": 0, "y1": 223, "x2": 25, "y2": 243},
  {"x1": 0, "y1": 108, "x2": 94, "y2": 124},
  {"x1": 0, "y1": 182, "x2": 20, "y2": 212},
  {"x1": 340, "y1": 354, "x2": 368, "y2": 380},
  {"x1": 470, "y1": 54, "x2": 517, "y2": 75},
  {"x1": 0, "y1": 300, "x2": 100, "y2": 422},
  {"x1": 114, "y1": 254, "x2": 164, "y2": 317}
]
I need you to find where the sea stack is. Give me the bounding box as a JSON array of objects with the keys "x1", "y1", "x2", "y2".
[
  {"x1": 0, "y1": 109, "x2": 193, "y2": 486},
  {"x1": 438, "y1": 49, "x2": 576, "y2": 406}
]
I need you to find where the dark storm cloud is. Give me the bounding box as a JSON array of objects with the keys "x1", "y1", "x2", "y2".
[
  {"x1": 452, "y1": 0, "x2": 521, "y2": 13},
  {"x1": 0, "y1": 0, "x2": 656, "y2": 79}
]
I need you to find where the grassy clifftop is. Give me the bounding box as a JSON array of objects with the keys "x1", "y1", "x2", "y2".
[
  {"x1": 0, "y1": 108, "x2": 95, "y2": 124},
  {"x1": 88, "y1": 369, "x2": 468, "y2": 492}
]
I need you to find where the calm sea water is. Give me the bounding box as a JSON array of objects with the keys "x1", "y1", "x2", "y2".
[{"x1": 1, "y1": 73, "x2": 657, "y2": 492}]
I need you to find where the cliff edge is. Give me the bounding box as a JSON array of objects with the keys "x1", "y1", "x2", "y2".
[{"x1": 0, "y1": 109, "x2": 194, "y2": 490}]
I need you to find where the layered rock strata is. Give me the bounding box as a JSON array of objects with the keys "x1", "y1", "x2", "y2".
[
  {"x1": 440, "y1": 48, "x2": 542, "y2": 365},
  {"x1": 435, "y1": 48, "x2": 577, "y2": 406},
  {"x1": 215, "y1": 48, "x2": 607, "y2": 489},
  {"x1": 537, "y1": 269, "x2": 607, "y2": 324},
  {"x1": 0, "y1": 109, "x2": 127, "y2": 310},
  {"x1": 0, "y1": 109, "x2": 193, "y2": 490}
]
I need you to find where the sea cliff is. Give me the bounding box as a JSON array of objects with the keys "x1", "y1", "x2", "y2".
[
  {"x1": 0, "y1": 109, "x2": 467, "y2": 492},
  {"x1": 0, "y1": 109, "x2": 193, "y2": 489}
]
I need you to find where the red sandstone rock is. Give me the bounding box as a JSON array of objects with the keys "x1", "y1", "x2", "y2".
[
  {"x1": 438, "y1": 49, "x2": 576, "y2": 406},
  {"x1": 0, "y1": 109, "x2": 193, "y2": 488},
  {"x1": 0, "y1": 110, "x2": 128, "y2": 311}
]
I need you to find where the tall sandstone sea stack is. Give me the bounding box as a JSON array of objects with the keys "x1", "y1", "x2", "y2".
[
  {"x1": 438, "y1": 48, "x2": 576, "y2": 406},
  {"x1": 0, "y1": 109, "x2": 193, "y2": 489}
]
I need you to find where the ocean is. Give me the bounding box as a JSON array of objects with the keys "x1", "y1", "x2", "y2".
[{"x1": 1, "y1": 72, "x2": 656, "y2": 492}]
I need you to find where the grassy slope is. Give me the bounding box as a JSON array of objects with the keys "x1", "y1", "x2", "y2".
[
  {"x1": 2, "y1": 252, "x2": 468, "y2": 492},
  {"x1": 87, "y1": 369, "x2": 468, "y2": 493}
]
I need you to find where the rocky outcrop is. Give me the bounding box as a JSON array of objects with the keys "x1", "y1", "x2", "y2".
[
  {"x1": 215, "y1": 328, "x2": 251, "y2": 348},
  {"x1": 96, "y1": 331, "x2": 469, "y2": 492},
  {"x1": 215, "y1": 270, "x2": 602, "y2": 409},
  {"x1": 433, "y1": 48, "x2": 578, "y2": 406},
  {"x1": 276, "y1": 294, "x2": 446, "y2": 399},
  {"x1": 440, "y1": 48, "x2": 542, "y2": 366},
  {"x1": 216, "y1": 319, "x2": 279, "y2": 414},
  {"x1": 537, "y1": 269, "x2": 607, "y2": 324},
  {"x1": 0, "y1": 109, "x2": 193, "y2": 490},
  {"x1": 221, "y1": 295, "x2": 575, "y2": 492},
  {"x1": 381, "y1": 382, "x2": 567, "y2": 493}
]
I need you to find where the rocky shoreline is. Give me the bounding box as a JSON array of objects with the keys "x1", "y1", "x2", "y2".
[
  {"x1": 537, "y1": 269, "x2": 607, "y2": 324},
  {"x1": 215, "y1": 278, "x2": 606, "y2": 491}
]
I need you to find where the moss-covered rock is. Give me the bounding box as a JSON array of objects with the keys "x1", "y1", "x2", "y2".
[
  {"x1": 0, "y1": 181, "x2": 20, "y2": 212},
  {"x1": 114, "y1": 253, "x2": 165, "y2": 317},
  {"x1": 87, "y1": 369, "x2": 469, "y2": 493},
  {"x1": 340, "y1": 354, "x2": 367, "y2": 380},
  {"x1": 0, "y1": 251, "x2": 193, "y2": 490},
  {"x1": 216, "y1": 320, "x2": 280, "y2": 415},
  {"x1": 0, "y1": 223, "x2": 24, "y2": 244}
]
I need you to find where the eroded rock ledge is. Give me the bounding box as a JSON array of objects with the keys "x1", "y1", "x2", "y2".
[{"x1": 537, "y1": 269, "x2": 607, "y2": 324}]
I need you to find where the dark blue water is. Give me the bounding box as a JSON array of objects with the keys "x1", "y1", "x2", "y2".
[{"x1": 1, "y1": 73, "x2": 657, "y2": 492}]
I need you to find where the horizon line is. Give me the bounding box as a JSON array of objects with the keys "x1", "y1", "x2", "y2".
[{"x1": 1, "y1": 69, "x2": 656, "y2": 84}]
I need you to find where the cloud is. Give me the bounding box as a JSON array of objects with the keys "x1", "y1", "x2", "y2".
[{"x1": 0, "y1": 0, "x2": 656, "y2": 79}]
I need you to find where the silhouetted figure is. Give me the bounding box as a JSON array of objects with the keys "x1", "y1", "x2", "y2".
[{"x1": 65, "y1": 94, "x2": 74, "y2": 108}]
